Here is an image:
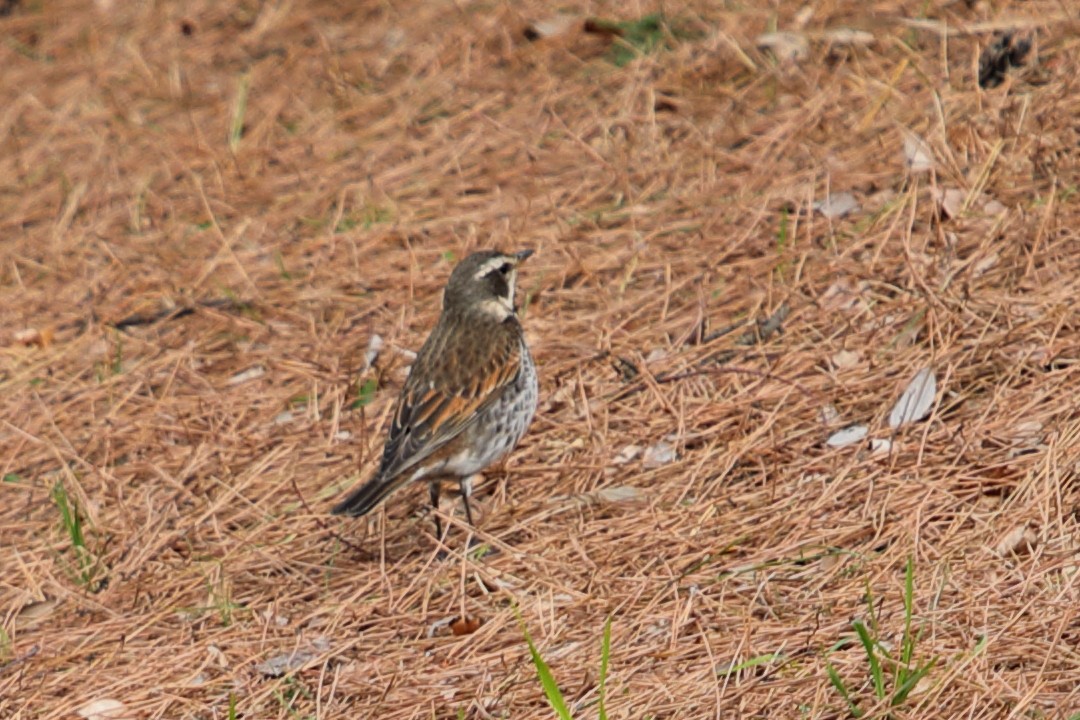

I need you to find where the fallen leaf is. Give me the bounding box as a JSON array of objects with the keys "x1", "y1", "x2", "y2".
[
  {"x1": 819, "y1": 279, "x2": 869, "y2": 313},
  {"x1": 16, "y1": 598, "x2": 58, "y2": 625},
  {"x1": 869, "y1": 437, "x2": 892, "y2": 456},
  {"x1": 593, "y1": 485, "x2": 646, "y2": 503},
  {"x1": 821, "y1": 28, "x2": 875, "y2": 47},
  {"x1": 227, "y1": 366, "x2": 265, "y2": 386},
  {"x1": 362, "y1": 334, "x2": 384, "y2": 370},
  {"x1": 972, "y1": 253, "x2": 999, "y2": 277},
  {"x1": 1007, "y1": 420, "x2": 1044, "y2": 447},
  {"x1": 888, "y1": 368, "x2": 937, "y2": 428},
  {"x1": 207, "y1": 644, "x2": 229, "y2": 668},
  {"x1": 995, "y1": 524, "x2": 1037, "y2": 556},
  {"x1": 450, "y1": 615, "x2": 484, "y2": 636},
  {"x1": 902, "y1": 134, "x2": 934, "y2": 173},
  {"x1": 544, "y1": 382, "x2": 577, "y2": 412},
  {"x1": 571, "y1": 485, "x2": 647, "y2": 504},
  {"x1": 826, "y1": 424, "x2": 868, "y2": 448},
  {"x1": 831, "y1": 349, "x2": 861, "y2": 369},
  {"x1": 612, "y1": 445, "x2": 642, "y2": 465},
  {"x1": 77, "y1": 699, "x2": 130, "y2": 720},
  {"x1": 524, "y1": 14, "x2": 579, "y2": 41},
  {"x1": 933, "y1": 187, "x2": 967, "y2": 219},
  {"x1": 813, "y1": 192, "x2": 860, "y2": 219},
  {"x1": 13, "y1": 327, "x2": 55, "y2": 348},
  {"x1": 643, "y1": 439, "x2": 677, "y2": 468},
  {"x1": 982, "y1": 198, "x2": 1007, "y2": 215},
  {"x1": 756, "y1": 31, "x2": 809, "y2": 64},
  {"x1": 255, "y1": 645, "x2": 324, "y2": 677},
  {"x1": 819, "y1": 403, "x2": 841, "y2": 425},
  {"x1": 645, "y1": 348, "x2": 668, "y2": 363},
  {"x1": 427, "y1": 616, "x2": 455, "y2": 637}
]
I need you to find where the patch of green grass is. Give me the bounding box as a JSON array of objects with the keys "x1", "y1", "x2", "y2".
[
  {"x1": 468, "y1": 542, "x2": 493, "y2": 561},
  {"x1": 300, "y1": 204, "x2": 393, "y2": 235},
  {"x1": 590, "y1": 13, "x2": 693, "y2": 67},
  {"x1": 210, "y1": 571, "x2": 241, "y2": 627},
  {"x1": 93, "y1": 333, "x2": 124, "y2": 381},
  {"x1": 273, "y1": 676, "x2": 315, "y2": 719},
  {"x1": 520, "y1": 613, "x2": 613, "y2": 719},
  {"x1": 229, "y1": 73, "x2": 250, "y2": 151},
  {"x1": 335, "y1": 216, "x2": 358, "y2": 232},
  {"x1": 888, "y1": 308, "x2": 926, "y2": 350},
  {"x1": 718, "y1": 652, "x2": 784, "y2": 678},
  {"x1": 227, "y1": 693, "x2": 239, "y2": 720},
  {"x1": 776, "y1": 206, "x2": 790, "y2": 251},
  {"x1": 350, "y1": 377, "x2": 378, "y2": 410},
  {"x1": 51, "y1": 479, "x2": 97, "y2": 587},
  {"x1": 112, "y1": 333, "x2": 124, "y2": 375},
  {"x1": 360, "y1": 204, "x2": 394, "y2": 229},
  {"x1": 3, "y1": 473, "x2": 20, "y2": 483},
  {"x1": 275, "y1": 250, "x2": 292, "y2": 280},
  {"x1": 825, "y1": 557, "x2": 937, "y2": 717}
]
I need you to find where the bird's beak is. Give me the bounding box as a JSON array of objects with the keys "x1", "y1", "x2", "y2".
[{"x1": 513, "y1": 249, "x2": 535, "y2": 263}]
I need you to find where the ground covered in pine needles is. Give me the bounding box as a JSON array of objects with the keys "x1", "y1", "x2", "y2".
[{"x1": 2, "y1": 1, "x2": 1079, "y2": 718}]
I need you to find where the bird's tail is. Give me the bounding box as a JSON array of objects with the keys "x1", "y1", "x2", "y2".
[{"x1": 330, "y1": 474, "x2": 410, "y2": 517}]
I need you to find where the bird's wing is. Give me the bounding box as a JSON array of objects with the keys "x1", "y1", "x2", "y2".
[{"x1": 376, "y1": 323, "x2": 522, "y2": 482}]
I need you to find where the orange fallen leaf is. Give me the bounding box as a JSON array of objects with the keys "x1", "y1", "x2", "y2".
[
  {"x1": 13, "y1": 327, "x2": 54, "y2": 348},
  {"x1": 450, "y1": 615, "x2": 484, "y2": 636}
]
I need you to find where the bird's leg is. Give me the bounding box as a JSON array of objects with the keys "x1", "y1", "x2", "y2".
[
  {"x1": 429, "y1": 480, "x2": 443, "y2": 542},
  {"x1": 459, "y1": 475, "x2": 476, "y2": 528}
]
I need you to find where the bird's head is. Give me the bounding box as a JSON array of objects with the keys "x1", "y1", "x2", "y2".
[{"x1": 443, "y1": 249, "x2": 534, "y2": 320}]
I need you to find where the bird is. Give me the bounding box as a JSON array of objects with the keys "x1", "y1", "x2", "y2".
[{"x1": 331, "y1": 249, "x2": 538, "y2": 543}]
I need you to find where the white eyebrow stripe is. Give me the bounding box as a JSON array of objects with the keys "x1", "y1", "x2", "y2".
[{"x1": 473, "y1": 256, "x2": 510, "y2": 279}]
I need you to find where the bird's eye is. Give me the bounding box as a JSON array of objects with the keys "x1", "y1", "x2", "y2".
[{"x1": 499, "y1": 262, "x2": 513, "y2": 274}]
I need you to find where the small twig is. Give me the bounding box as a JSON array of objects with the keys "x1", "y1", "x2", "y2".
[
  {"x1": 608, "y1": 304, "x2": 796, "y2": 403},
  {"x1": 0, "y1": 644, "x2": 39, "y2": 677},
  {"x1": 109, "y1": 298, "x2": 249, "y2": 330}
]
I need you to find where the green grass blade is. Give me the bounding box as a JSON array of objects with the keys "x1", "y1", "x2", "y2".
[
  {"x1": 901, "y1": 556, "x2": 916, "y2": 671},
  {"x1": 892, "y1": 658, "x2": 936, "y2": 706},
  {"x1": 719, "y1": 652, "x2": 784, "y2": 677},
  {"x1": 826, "y1": 663, "x2": 862, "y2": 718},
  {"x1": 51, "y1": 479, "x2": 97, "y2": 586},
  {"x1": 851, "y1": 620, "x2": 884, "y2": 699},
  {"x1": 51, "y1": 480, "x2": 85, "y2": 549},
  {"x1": 598, "y1": 616, "x2": 611, "y2": 720},
  {"x1": 229, "y1": 73, "x2": 250, "y2": 151},
  {"x1": 520, "y1": 620, "x2": 573, "y2": 720}
]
